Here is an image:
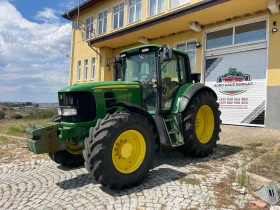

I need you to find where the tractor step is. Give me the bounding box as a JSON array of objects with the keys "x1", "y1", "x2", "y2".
[{"x1": 163, "y1": 115, "x2": 184, "y2": 147}]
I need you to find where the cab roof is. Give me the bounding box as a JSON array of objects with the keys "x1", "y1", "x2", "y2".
[{"x1": 120, "y1": 44, "x2": 188, "y2": 56}]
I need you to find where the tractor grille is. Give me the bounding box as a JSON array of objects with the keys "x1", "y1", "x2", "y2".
[
  {"x1": 58, "y1": 91, "x2": 96, "y2": 123},
  {"x1": 104, "y1": 92, "x2": 116, "y2": 114}
]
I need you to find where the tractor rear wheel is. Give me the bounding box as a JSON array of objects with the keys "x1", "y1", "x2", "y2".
[
  {"x1": 47, "y1": 115, "x2": 84, "y2": 168},
  {"x1": 176, "y1": 91, "x2": 221, "y2": 157},
  {"x1": 83, "y1": 112, "x2": 157, "y2": 189}
]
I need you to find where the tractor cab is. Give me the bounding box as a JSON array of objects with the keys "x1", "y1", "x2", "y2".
[{"x1": 113, "y1": 45, "x2": 192, "y2": 115}]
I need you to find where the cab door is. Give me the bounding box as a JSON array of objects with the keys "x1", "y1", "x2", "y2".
[{"x1": 161, "y1": 53, "x2": 187, "y2": 112}]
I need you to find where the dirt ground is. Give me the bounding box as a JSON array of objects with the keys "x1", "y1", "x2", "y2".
[{"x1": 219, "y1": 125, "x2": 280, "y2": 184}]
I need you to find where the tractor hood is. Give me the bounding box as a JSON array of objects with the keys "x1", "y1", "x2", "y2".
[{"x1": 58, "y1": 81, "x2": 140, "y2": 93}]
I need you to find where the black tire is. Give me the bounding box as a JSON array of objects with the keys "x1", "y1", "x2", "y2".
[
  {"x1": 83, "y1": 112, "x2": 157, "y2": 190},
  {"x1": 176, "y1": 90, "x2": 221, "y2": 157},
  {"x1": 48, "y1": 115, "x2": 84, "y2": 168}
]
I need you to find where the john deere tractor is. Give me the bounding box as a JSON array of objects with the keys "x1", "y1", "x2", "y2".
[{"x1": 26, "y1": 44, "x2": 221, "y2": 189}]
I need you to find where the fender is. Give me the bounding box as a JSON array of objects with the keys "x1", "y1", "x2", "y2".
[{"x1": 178, "y1": 83, "x2": 217, "y2": 113}]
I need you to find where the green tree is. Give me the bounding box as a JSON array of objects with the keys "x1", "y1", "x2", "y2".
[
  {"x1": 26, "y1": 102, "x2": 32, "y2": 106},
  {"x1": 0, "y1": 110, "x2": 5, "y2": 119}
]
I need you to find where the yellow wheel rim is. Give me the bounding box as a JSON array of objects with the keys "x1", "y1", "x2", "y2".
[
  {"x1": 195, "y1": 105, "x2": 215, "y2": 144},
  {"x1": 112, "y1": 130, "x2": 146, "y2": 174},
  {"x1": 66, "y1": 138, "x2": 83, "y2": 155}
]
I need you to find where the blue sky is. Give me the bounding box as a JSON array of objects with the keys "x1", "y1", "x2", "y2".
[{"x1": 0, "y1": 0, "x2": 77, "y2": 103}]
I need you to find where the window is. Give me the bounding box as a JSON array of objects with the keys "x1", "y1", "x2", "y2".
[
  {"x1": 84, "y1": 17, "x2": 94, "y2": 39},
  {"x1": 98, "y1": 11, "x2": 107, "y2": 34},
  {"x1": 206, "y1": 20, "x2": 267, "y2": 50},
  {"x1": 206, "y1": 28, "x2": 233, "y2": 50},
  {"x1": 77, "y1": 61, "x2": 81, "y2": 81},
  {"x1": 84, "y1": 59, "x2": 88, "y2": 81},
  {"x1": 90, "y1": 57, "x2": 96, "y2": 80},
  {"x1": 149, "y1": 0, "x2": 165, "y2": 16},
  {"x1": 235, "y1": 21, "x2": 266, "y2": 44},
  {"x1": 113, "y1": 3, "x2": 124, "y2": 29},
  {"x1": 128, "y1": 0, "x2": 142, "y2": 23},
  {"x1": 176, "y1": 42, "x2": 196, "y2": 72},
  {"x1": 169, "y1": 0, "x2": 190, "y2": 9}
]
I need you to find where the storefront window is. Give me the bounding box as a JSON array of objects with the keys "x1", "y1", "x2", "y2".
[
  {"x1": 206, "y1": 28, "x2": 233, "y2": 49},
  {"x1": 235, "y1": 21, "x2": 266, "y2": 44},
  {"x1": 206, "y1": 20, "x2": 267, "y2": 50}
]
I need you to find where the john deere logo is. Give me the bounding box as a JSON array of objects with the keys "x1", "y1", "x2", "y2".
[{"x1": 214, "y1": 67, "x2": 253, "y2": 96}]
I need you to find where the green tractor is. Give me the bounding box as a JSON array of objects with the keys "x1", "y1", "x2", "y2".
[{"x1": 26, "y1": 44, "x2": 221, "y2": 189}]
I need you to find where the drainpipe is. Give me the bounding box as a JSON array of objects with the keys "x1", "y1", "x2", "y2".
[
  {"x1": 89, "y1": 44, "x2": 102, "y2": 82},
  {"x1": 67, "y1": 12, "x2": 75, "y2": 86}
]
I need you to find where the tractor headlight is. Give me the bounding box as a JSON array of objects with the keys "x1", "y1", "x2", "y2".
[
  {"x1": 57, "y1": 107, "x2": 77, "y2": 116},
  {"x1": 62, "y1": 108, "x2": 77, "y2": 116}
]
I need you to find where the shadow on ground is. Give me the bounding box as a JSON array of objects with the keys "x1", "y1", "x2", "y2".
[{"x1": 55, "y1": 143, "x2": 242, "y2": 193}]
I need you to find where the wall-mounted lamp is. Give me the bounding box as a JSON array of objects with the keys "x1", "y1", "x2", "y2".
[{"x1": 196, "y1": 42, "x2": 201, "y2": 48}]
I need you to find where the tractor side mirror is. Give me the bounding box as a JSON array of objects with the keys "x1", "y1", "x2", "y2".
[
  {"x1": 162, "y1": 46, "x2": 173, "y2": 61},
  {"x1": 113, "y1": 57, "x2": 122, "y2": 81}
]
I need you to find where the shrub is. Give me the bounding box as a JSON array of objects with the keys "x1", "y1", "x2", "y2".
[
  {"x1": 0, "y1": 110, "x2": 5, "y2": 119},
  {"x1": 25, "y1": 109, "x2": 57, "y2": 120},
  {"x1": 5, "y1": 125, "x2": 25, "y2": 135},
  {"x1": 10, "y1": 114, "x2": 23, "y2": 119}
]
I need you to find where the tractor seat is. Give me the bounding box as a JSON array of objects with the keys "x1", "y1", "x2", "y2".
[{"x1": 163, "y1": 77, "x2": 178, "y2": 98}]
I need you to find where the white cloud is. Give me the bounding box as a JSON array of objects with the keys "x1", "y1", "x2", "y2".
[
  {"x1": 0, "y1": 85, "x2": 21, "y2": 92},
  {"x1": 0, "y1": 0, "x2": 72, "y2": 102},
  {"x1": 35, "y1": 8, "x2": 59, "y2": 23}
]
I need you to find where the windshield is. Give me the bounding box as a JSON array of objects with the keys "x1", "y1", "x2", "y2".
[{"x1": 122, "y1": 52, "x2": 156, "y2": 84}]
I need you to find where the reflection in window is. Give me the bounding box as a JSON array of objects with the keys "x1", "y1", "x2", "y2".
[
  {"x1": 235, "y1": 21, "x2": 266, "y2": 44},
  {"x1": 77, "y1": 61, "x2": 81, "y2": 81},
  {"x1": 85, "y1": 17, "x2": 94, "y2": 39},
  {"x1": 170, "y1": 0, "x2": 190, "y2": 9},
  {"x1": 206, "y1": 28, "x2": 233, "y2": 49},
  {"x1": 149, "y1": 0, "x2": 165, "y2": 16},
  {"x1": 113, "y1": 3, "x2": 124, "y2": 29},
  {"x1": 129, "y1": 0, "x2": 142, "y2": 23},
  {"x1": 98, "y1": 11, "x2": 107, "y2": 34},
  {"x1": 90, "y1": 57, "x2": 96, "y2": 80},
  {"x1": 84, "y1": 59, "x2": 88, "y2": 81},
  {"x1": 176, "y1": 42, "x2": 196, "y2": 72}
]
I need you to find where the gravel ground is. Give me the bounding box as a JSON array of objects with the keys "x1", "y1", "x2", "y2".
[{"x1": 1, "y1": 125, "x2": 279, "y2": 210}]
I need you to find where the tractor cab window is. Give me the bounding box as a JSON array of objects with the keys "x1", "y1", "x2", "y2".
[
  {"x1": 123, "y1": 52, "x2": 156, "y2": 83},
  {"x1": 161, "y1": 53, "x2": 186, "y2": 111},
  {"x1": 123, "y1": 52, "x2": 157, "y2": 111}
]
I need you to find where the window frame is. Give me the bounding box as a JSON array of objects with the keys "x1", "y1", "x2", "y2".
[
  {"x1": 84, "y1": 16, "x2": 94, "y2": 39},
  {"x1": 90, "y1": 57, "x2": 96, "y2": 80},
  {"x1": 97, "y1": 9, "x2": 108, "y2": 35},
  {"x1": 148, "y1": 0, "x2": 165, "y2": 17},
  {"x1": 128, "y1": 0, "x2": 142, "y2": 24},
  {"x1": 175, "y1": 39, "x2": 197, "y2": 73},
  {"x1": 77, "y1": 60, "x2": 81, "y2": 82},
  {"x1": 205, "y1": 17, "x2": 268, "y2": 51},
  {"x1": 169, "y1": 0, "x2": 191, "y2": 10},
  {"x1": 83, "y1": 59, "x2": 88, "y2": 81},
  {"x1": 112, "y1": 2, "x2": 125, "y2": 30}
]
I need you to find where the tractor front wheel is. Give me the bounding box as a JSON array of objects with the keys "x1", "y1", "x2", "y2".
[
  {"x1": 176, "y1": 90, "x2": 221, "y2": 157},
  {"x1": 47, "y1": 115, "x2": 84, "y2": 168},
  {"x1": 83, "y1": 112, "x2": 157, "y2": 189}
]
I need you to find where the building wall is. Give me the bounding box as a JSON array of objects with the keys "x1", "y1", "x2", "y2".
[
  {"x1": 266, "y1": 12, "x2": 280, "y2": 130},
  {"x1": 67, "y1": 0, "x2": 280, "y2": 130},
  {"x1": 69, "y1": 0, "x2": 207, "y2": 85}
]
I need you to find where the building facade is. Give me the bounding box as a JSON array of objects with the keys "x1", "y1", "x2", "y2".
[{"x1": 62, "y1": 0, "x2": 280, "y2": 130}]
